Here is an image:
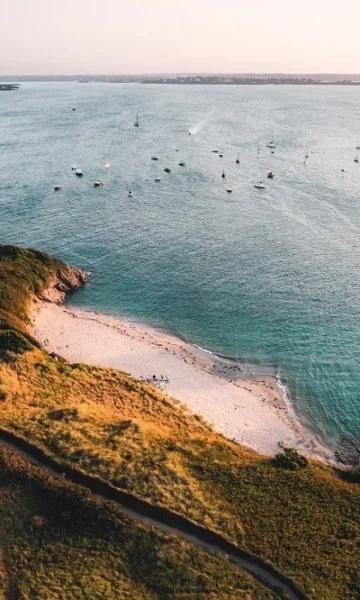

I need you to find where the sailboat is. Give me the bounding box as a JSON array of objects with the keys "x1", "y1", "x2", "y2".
[
  {"x1": 257, "y1": 144, "x2": 261, "y2": 159},
  {"x1": 134, "y1": 112, "x2": 139, "y2": 127},
  {"x1": 236, "y1": 153, "x2": 240, "y2": 164},
  {"x1": 354, "y1": 155, "x2": 359, "y2": 163}
]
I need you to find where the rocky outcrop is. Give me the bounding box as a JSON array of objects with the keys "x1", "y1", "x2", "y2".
[{"x1": 38, "y1": 266, "x2": 89, "y2": 304}]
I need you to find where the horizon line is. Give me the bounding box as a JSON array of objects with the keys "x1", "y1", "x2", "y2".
[{"x1": 2, "y1": 72, "x2": 360, "y2": 78}]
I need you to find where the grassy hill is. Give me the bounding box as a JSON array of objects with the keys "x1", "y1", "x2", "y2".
[
  {"x1": 0, "y1": 245, "x2": 359, "y2": 599},
  {"x1": 0, "y1": 446, "x2": 274, "y2": 599}
]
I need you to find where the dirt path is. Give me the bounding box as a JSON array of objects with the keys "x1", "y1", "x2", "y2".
[{"x1": 0, "y1": 429, "x2": 307, "y2": 600}]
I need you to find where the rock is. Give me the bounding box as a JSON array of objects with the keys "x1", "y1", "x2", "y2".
[{"x1": 38, "y1": 266, "x2": 89, "y2": 305}]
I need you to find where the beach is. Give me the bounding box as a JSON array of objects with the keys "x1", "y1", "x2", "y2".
[{"x1": 32, "y1": 299, "x2": 335, "y2": 463}]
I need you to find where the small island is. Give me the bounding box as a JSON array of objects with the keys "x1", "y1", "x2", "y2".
[{"x1": 0, "y1": 83, "x2": 19, "y2": 91}]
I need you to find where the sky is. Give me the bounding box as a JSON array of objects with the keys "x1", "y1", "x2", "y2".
[{"x1": 1, "y1": 0, "x2": 360, "y2": 75}]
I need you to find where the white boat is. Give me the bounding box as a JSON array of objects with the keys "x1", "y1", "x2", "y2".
[
  {"x1": 219, "y1": 153, "x2": 224, "y2": 158},
  {"x1": 94, "y1": 180, "x2": 104, "y2": 188},
  {"x1": 254, "y1": 181, "x2": 266, "y2": 189},
  {"x1": 178, "y1": 161, "x2": 185, "y2": 167},
  {"x1": 164, "y1": 167, "x2": 171, "y2": 173},
  {"x1": 266, "y1": 141, "x2": 276, "y2": 149},
  {"x1": 154, "y1": 177, "x2": 161, "y2": 183},
  {"x1": 75, "y1": 168, "x2": 83, "y2": 177},
  {"x1": 105, "y1": 162, "x2": 111, "y2": 169},
  {"x1": 226, "y1": 188, "x2": 232, "y2": 193},
  {"x1": 128, "y1": 190, "x2": 133, "y2": 197},
  {"x1": 134, "y1": 112, "x2": 139, "y2": 127},
  {"x1": 354, "y1": 156, "x2": 359, "y2": 163}
]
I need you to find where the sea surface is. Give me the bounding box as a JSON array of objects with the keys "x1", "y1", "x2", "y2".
[{"x1": 1, "y1": 82, "x2": 359, "y2": 454}]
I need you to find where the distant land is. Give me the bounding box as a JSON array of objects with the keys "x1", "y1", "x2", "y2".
[
  {"x1": 0, "y1": 83, "x2": 19, "y2": 90},
  {"x1": 1, "y1": 73, "x2": 360, "y2": 85}
]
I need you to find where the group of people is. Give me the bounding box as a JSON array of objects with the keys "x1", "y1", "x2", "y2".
[{"x1": 142, "y1": 374, "x2": 170, "y2": 386}]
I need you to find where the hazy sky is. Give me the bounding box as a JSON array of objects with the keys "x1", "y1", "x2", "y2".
[{"x1": 1, "y1": 0, "x2": 360, "y2": 75}]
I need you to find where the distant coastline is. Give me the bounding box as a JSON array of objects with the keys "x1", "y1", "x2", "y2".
[
  {"x1": 1, "y1": 74, "x2": 360, "y2": 85},
  {"x1": 141, "y1": 76, "x2": 360, "y2": 86}
]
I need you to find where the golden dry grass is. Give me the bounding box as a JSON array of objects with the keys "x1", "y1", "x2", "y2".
[{"x1": 0, "y1": 447, "x2": 273, "y2": 600}]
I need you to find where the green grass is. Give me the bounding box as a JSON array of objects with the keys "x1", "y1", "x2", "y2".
[
  {"x1": 0, "y1": 245, "x2": 67, "y2": 325},
  {"x1": 0, "y1": 447, "x2": 274, "y2": 600},
  {"x1": 0, "y1": 245, "x2": 70, "y2": 359},
  {"x1": 0, "y1": 244, "x2": 359, "y2": 599}
]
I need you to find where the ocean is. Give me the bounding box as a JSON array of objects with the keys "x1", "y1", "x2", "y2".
[{"x1": 1, "y1": 82, "x2": 359, "y2": 455}]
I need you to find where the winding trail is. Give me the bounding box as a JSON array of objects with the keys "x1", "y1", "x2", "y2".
[{"x1": 0, "y1": 429, "x2": 307, "y2": 599}]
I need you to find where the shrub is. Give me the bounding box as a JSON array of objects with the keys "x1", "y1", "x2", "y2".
[
  {"x1": 340, "y1": 467, "x2": 360, "y2": 484},
  {"x1": 47, "y1": 408, "x2": 80, "y2": 422},
  {"x1": 273, "y1": 447, "x2": 308, "y2": 470}
]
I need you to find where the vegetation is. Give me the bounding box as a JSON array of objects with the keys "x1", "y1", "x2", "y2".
[
  {"x1": 0, "y1": 447, "x2": 273, "y2": 599},
  {"x1": 273, "y1": 447, "x2": 309, "y2": 470},
  {"x1": 0, "y1": 245, "x2": 69, "y2": 360},
  {"x1": 0, "y1": 245, "x2": 66, "y2": 327},
  {"x1": 0, "y1": 244, "x2": 359, "y2": 598}
]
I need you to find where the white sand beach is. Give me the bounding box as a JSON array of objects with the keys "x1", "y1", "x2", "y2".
[{"x1": 32, "y1": 300, "x2": 335, "y2": 463}]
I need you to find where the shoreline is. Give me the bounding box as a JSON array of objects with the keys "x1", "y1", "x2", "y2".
[{"x1": 31, "y1": 299, "x2": 336, "y2": 465}]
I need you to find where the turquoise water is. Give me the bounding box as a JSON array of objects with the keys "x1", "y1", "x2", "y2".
[{"x1": 1, "y1": 82, "x2": 360, "y2": 451}]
